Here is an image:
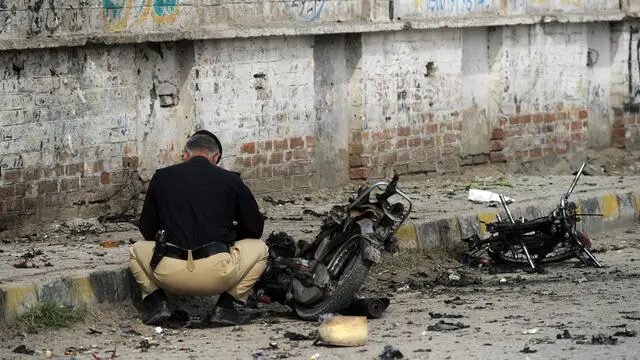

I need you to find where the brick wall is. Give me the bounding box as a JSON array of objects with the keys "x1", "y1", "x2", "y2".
[{"x1": 193, "y1": 37, "x2": 318, "y2": 193}]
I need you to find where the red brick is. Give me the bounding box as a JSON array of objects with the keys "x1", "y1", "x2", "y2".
[
  {"x1": 529, "y1": 148, "x2": 542, "y2": 158},
  {"x1": 65, "y1": 163, "x2": 84, "y2": 176},
  {"x1": 259, "y1": 166, "x2": 273, "y2": 178},
  {"x1": 37, "y1": 180, "x2": 58, "y2": 194},
  {"x1": 490, "y1": 140, "x2": 504, "y2": 151},
  {"x1": 289, "y1": 137, "x2": 304, "y2": 149},
  {"x1": 542, "y1": 124, "x2": 555, "y2": 133},
  {"x1": 397, "y1": 127, "x2": 410, "y2": 137},
  {"x1": 259, "y1": 140, "x2": 273, "y2": 152},
  {"x1": 555, "y1": 146, "x2": 568, "y2": 155},
  {"x1": 241, "y1": 142, "x2": 257, "y2": 154},
  {"x1": 509, "y1": 116, "x2": 520, "y2": 125},
  {"x1": 396, "y1": 139, "x2": 408, "y2": 149},
  {"x1": 349, "y1": 167, "x2": 370, "y2": 180},
  {"x1": 612, "y1": 127, "x2": 626, "y2": 148},
  {"x1": 22, "y1": 168, "x2": 41, "y2": 181},
  {"x1": 350, "y1": 132, "x2": 363, "y2": 144},
  {"x1": 489, "y1": 152, "x2": 506, "y2": 163},
  {"x1": 557, "y1": 112, "x2": 568, "y2": 120},
  {"x1": 408, "y1": 138, "x2": 422, "y2": 147},
  {"x1": 384, "y1": 153, "x2": 397, "y2": 165},
  {"x1": 251, "y1": 155, "x2": 267, "y2": 166},
  {"x1": 377, "y1": 141, "x2": 392, "y2": 152},
  {"x1": 350, "y1": 155, "x2": 364, "y2": 167},
  {"x1": 274, "y1": 139, "x2": 288, "y2": 151},
  {"x1": 362, "y1": 131, "x2": 370, "y2": 141},
  {"x1": 520, "y1": 115, "x2": 532, "y2": 124},
  {"x1": 571, "y1": 133, "x2": 583, "y2": 142},
  {"x1": 270, "y1": 152, "x2": 284, "y2": 164},
  {"x1": 24, "y1": 197, "x2": 37, "y2": 212},
  {"x1": 570, "y1": 121, "x2": 582, "y2": 131},
  {"x1": 61, "y1": 177, "x2": 80, "y2": 191},
  {"x1": 0, "y1": 186, "x2": 14, "y2": 198},
  {"x1": 544, "y1": 114, "x2": 556, "y2": 123},
  {"x1": 305, "y1": 136, "x2": 316, "y2": 148},
  {"x1": 350, "y1": 143, "x2": 364, "y2": 155},
  {"x1": 532, "y1": 114, "x2": 543, "y2": 123},
  {"x1": 122, "y1": 156, "x2": 139, "y2": 169},
  {"x1": 86, "y1": 160, "x2": 105, "y2": 174},
  {"x1": 491, "y1": 128, "x2": 504, "y2": 140},
  {"x1": 15, "y1": 184, "x2": 29, "y2": 197},
  {"x1": 578, "y1": 110, "x2": 588, "y2": 119},
  {"x1": 426, "y1": 124, "x2": 438, "y2": 134},
  {"x1": 422, "y1": 113, "x2": 435, "y2": 123},
  {"x1": 234, "y1": 156, "x2": 252, "y2": 168},
  {"x1": 443, "y1": 133, "x2": 457, "y2": 144},
  {"x1": 292, "y1": 149, "x2": 309, "y2": 160},
  {"x1": 100, "y1": 172, "x2": 110, "y2": 185},
  {"x1": 382, "y1": 129, "x2": 393, "y2": 140},
  {"x1": 2, "y1": 169, "x2": 21, "y2": 183}
]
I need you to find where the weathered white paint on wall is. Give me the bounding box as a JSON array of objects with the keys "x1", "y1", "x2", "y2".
[
  {"x1": 499, "y1": 24, "x2": 588, "y2": 117},
  {"x1": 394, "y1": 0, "x2": 500, "y2": 19},
  {"x1": 461, "y1": 27, "x2": 491, "y2": 156},
  {"x1": 0, "y1": 46, "x2": 138, "y2": 174},
  {"x1": 361, "y1": 28, "x2": 463, "y2": 128},
  {"x1": 586, "y1": 23, "x2": 612, "y2": 149},
  {"x1": 508, "y1": 0, "x2": 620, "y2": 15},
  {"x1": 193, "y1": 36, "x2": 316, "y2": 164}
]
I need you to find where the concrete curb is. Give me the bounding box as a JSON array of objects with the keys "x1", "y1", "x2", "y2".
[
  {"x1": 1, "y1": 188, "x2": 639, "y2": 326},
  {"x1": 0, "y1": 268, "x2": 134, "y2": 326}
]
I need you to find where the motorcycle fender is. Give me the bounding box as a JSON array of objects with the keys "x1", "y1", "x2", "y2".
[{"x1": 361, "y1": 237, "x2": 382, "y2": 264}]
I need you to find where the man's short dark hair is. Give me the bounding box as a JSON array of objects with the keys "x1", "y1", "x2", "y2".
[{"x1": 185, "y1": 134, "x2": 221, "y2": 156}]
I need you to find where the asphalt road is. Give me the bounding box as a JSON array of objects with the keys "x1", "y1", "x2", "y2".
[{"x1": 2, "y1": 224, "x2": 640, "y2": 360}]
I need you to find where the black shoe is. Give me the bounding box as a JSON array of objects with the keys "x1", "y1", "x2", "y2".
[
  {"x1": 141, "y1": 290, "x2": 171, "y2": 325},
  {"x1": 208, "y1": 306, "x2": 252, "y2": 327}
]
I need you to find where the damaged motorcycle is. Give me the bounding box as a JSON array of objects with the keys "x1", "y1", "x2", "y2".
[
  {"x1": 463, "y1": 162, "x2": 602, "y2": 269},
  {"x1": 252, "y1": 173, "x2": 412, "y2": 320}
]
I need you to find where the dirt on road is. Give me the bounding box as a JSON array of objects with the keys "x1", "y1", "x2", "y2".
[{"x1": 2, "y1": 223, "x2": 640, "y2": 360}]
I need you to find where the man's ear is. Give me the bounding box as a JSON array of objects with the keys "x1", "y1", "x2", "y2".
[
  {"x1": 212, "y1": 153, "x2": 221, "y2": 165},
  {"x1": 182, "y1": 151, "x2": 190, "y2": 161}
]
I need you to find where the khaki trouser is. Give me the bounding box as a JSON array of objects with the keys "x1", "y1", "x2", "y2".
[{"x1": 129, "y1": 239, "x2": 268, "y2": 303}]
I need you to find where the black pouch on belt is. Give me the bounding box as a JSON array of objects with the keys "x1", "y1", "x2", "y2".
[{"x1": 150, "y1": 229, "x2": 168, "y2": 271}]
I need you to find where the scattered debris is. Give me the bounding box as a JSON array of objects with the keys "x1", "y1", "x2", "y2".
[
  {"x1": 426, "y1": 320, "x2": 470, "y2": 331},
  {"x1": 522, "y1": 328, "x2": 540, "y2": 335},
  {"x1": 318, "y1": 316, "x2": 368, "y2": 347},
  {"x1": 13, "y1": 259, "x2": 37, "y2": 268},
  {"x1": 429, "y1": 312, "x2": 465, "y2": 319},
  {"x1": 468, "y1": 189, "x2": 514, "y2": 204},
  {"x1": 269, "y1": 342, "x2": 278, "y2": 349},
  {"x1": 99, "y1": 240, "x2": 122, "y2": 248},
  {"x1": 378, "y1": 345, "x2": 404, "y2": 359},
  {"x1": 573, "y1": 277, "x2": 588, "y2": 284},
  {"x1": 413, "y1": 348, "x2": 432, "y2": 353},
  {"x1": 303, "y1": 209, "x2": 326, "y2": 217},
  {"x1": 308, "y1": 353, "x2": 321, "y2": 360},
  {"x1": 591, "y1": 334, "x2": 618, "y2": 345},
  {"x1": 444, "y1": 296, "x2": 467, "y2": 305},
  {"x1": 520, "y1": 345, "x2": 537, "y2": 353},
  {"x1": 87, "y1": 327, "x2": 102, "y2": 335},
  {"x1": 284, "y1": 331, "x2": 312, "y2": 341},
  {"x1": 13, "y1": 345, "x2": 35, "y2": 355},
  {"x1": 343, "y1": 298, "x2": 391, "y2": 319},
  {"x1": 613, "y1": 328, "x2": 637, "y2": 337},
  {"x1": 263, "y1": 196, "x2": 295, "y2": 206},
  {"x1": 557, "y1": 329, "x2": 572, "y2": 339},
  {"x1": 252, "y1": 349, "x2": 266, "y2": 358}
]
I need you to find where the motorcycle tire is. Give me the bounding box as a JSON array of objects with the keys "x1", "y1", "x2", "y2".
[
  {"x1": 294, "y1": 238, "x2": 372, "y2": 321},
  {"x1": 487, "y1": 233, "x2": 591, "y2": 266}
]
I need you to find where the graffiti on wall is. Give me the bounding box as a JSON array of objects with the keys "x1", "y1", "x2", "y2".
[
  {"x1": 102, "y1": 0, "x2": 179, "y2": 30},
  {"x1": 626, "y1": 26, "x2": 640, "y2": 112},
  {"x1": 415, "y1": 0, "x2": 492, "y2": 12},
  {"x1": 285, "y1": 0, "x2": 326, "y2": 22}
]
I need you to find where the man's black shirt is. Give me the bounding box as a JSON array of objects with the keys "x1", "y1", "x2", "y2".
[{"x1": 138, "y1": 156, "x2": 264, "y2": 249}]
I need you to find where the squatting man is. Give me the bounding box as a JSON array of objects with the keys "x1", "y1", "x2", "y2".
[{"x1": 129, "y1": 130, "x2": 268, "y2": 326}]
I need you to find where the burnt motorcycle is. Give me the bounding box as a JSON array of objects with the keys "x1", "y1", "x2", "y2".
[
  {"x1": 463, "y1": 162, "x2": 602, "y2": 269},
  {"x1": 252, "y1": 173, "x2": 412, "y2": 320}
]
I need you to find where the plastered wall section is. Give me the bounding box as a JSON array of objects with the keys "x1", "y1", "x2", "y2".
[{"x1": 0, "y1": 1, "x2": 633, "y2": 51}]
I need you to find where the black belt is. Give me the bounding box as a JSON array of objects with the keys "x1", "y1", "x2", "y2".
[{"x1": 163, "y1": 242, "x2": 230, "y2": 261}]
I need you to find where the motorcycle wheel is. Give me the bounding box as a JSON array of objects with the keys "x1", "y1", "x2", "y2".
[
  {"x1": 294, "y1": 235, "x2": 372, "y2": 321},
  {"x1": 487, "y1": 233, "x2": 590, "y2": 265}
]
